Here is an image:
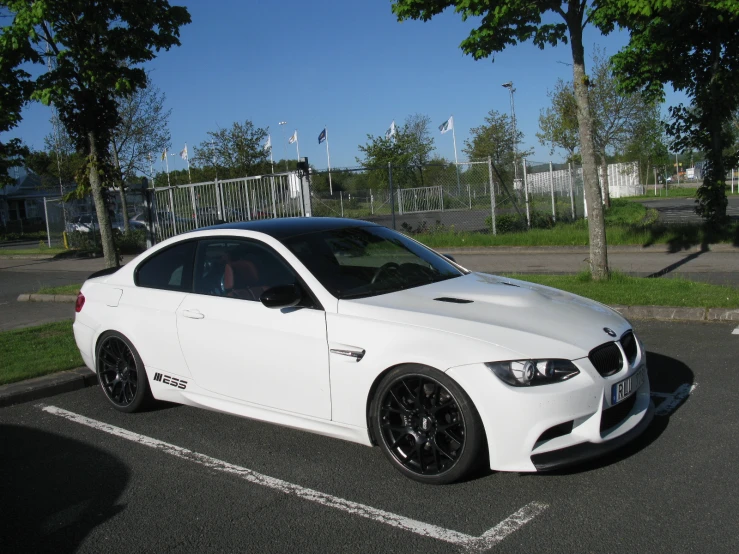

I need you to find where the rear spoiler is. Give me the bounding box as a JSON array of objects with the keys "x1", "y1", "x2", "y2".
[{"x1": 87, "y1": 266, "x2": 121, "y2": 280}]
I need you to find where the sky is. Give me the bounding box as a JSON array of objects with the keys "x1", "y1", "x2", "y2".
[{"x1": 4, "y1": 0, "x2": 688, "y2": 175}]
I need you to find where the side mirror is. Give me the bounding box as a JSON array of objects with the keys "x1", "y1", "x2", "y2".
[
  {"x1": 443, "y1": 254, "x2": 457, "y2": 263},
  {"x1": 260, "y1": 284, "x2": 302, "y2": 309}
]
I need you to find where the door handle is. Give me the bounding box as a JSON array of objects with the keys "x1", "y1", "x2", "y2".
[{"x1": 180, "y1": 309, "x2": 205, "y2": 320}]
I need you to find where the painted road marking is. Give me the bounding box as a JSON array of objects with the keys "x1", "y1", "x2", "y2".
[
  {"x1": 732, "y1": 326, "x2": 739, "y2": 335},
  {"x1": 40, "y1": 405, "x2": 547, "y2": 552},
  {"x1": 652, "y1": 383, "x2": 698, "y2": 417}
]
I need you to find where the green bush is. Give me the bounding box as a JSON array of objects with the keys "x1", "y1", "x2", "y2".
[{"x1": 0, "y1": 230, "x2": 48, "y2": 242}]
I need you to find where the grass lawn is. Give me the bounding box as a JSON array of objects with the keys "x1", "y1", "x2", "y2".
[
  {"x1": 0, "y1": 321, "x2": 84, "y2": 386},
  {"x1": 0, "y1": 247, "x2": 67, "y2": 257},
  {"x1": 506, "y1": 272, "x2": 739, "y2": 308},
  {"x1": 37, "y1": 284, "x2": 82, "y2": 295}
]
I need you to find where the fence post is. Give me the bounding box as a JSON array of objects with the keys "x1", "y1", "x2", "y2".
[
  {"x1": 388, "y1": 162, "x2": 396, "y2": 230},
  {"x1": 190, "y1": 187, "x2": 199, "y2": 228},
  {"x1": 568, "y1": 163, "x2": 575, "y2": 220},
  {"x1": 168, "y1": 188, "x2": 178, "y2": 236},
  {"x1": 467, "y1": 181, "x2": 472, "y2": 209},
  {"x1": 215, "y1": 178, "x2": 224, "y2": 220},
  {"x1": 522, "y1": 158, "x2": 531, "y2": 228},
  {"x1": 487, "y1": 156, "x2": 496, "y2": 235},
  {"x1": 440, "y1": 185, "x2": 444, "y2": 212},
  {"x1": 654, "y1": 168, "x2": 658, "y2": 196},
  {"x1": 370, "y1": 188, "x2": 374, "y2": 215},
  {"x1": 340, "y1": 190, "x2": 344, "y2": 217},
  {"x1": 43, "y1": 197, "x2": 51, "y2": 247},
  {"x1": 270, "y1": 177, "x2": 277, "y2": 218},
  {"x1": 549, "y1": 161, "x2": 556, "y2": 222},
  {"x1": 144, "y1": 188, "x2": 155, "y2": 248}
]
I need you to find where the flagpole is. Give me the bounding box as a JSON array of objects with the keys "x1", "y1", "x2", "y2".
[
  {"x1": 164, "y1": 149, "x2": 171, "y2": 187},
  {"x1": 451, "y1": 117, "x2": 460, "y2": 195},
  {"x1": 295, "y1": 130, "x2": 300, "y2": 164},
  {"x1": 325, "y1": 125, "x2": 333, "y2": 195},
  {"x1": 185, "y1": 143, "x2": 191, "y2": 183},
  {"x1": 270, "y1": 140, "x2": 274, "y2": 174}
]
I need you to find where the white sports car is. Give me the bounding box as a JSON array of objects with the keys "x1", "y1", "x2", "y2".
[{"x1": 73, "y1": 218, "x2": 653, "y2": 484}]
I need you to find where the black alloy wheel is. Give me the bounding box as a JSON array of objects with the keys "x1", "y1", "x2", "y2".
[
  {"x1": 96, "y1": 332, "x2": 152, "y2": 413},
  {"x1": 371, "y1": 366, "x2": 484, "y2": 484}
]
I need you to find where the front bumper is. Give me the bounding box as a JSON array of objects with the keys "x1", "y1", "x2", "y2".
[
  {"x1": 446, "y1": 356, "x2": 652, "y2": 472},
  {"x1": 530, "y1": 400, "x2": 654, "y2": 470}
]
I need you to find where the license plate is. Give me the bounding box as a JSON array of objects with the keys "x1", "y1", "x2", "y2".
[{"x1": 611, "y1": 367, "x2": 645, "y2": 405}]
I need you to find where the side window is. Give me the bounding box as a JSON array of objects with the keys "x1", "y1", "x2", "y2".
[
  {"x1": 136, "y1": 241, "x2": 195, "y2": 292},
  {"x1": 193, "y1": 239, "x2": 297, "y2": 302}
]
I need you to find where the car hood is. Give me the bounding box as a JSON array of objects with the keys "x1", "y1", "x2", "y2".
[{"x1": 338, "y1": 272, "x2": 630, "y2": 360}]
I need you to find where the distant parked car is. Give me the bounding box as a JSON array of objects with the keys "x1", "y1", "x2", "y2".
[{"x1": 66, "y1": 215, "x2": 99, "y2": 233}]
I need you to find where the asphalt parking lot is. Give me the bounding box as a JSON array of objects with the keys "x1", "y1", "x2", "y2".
[{"x1": 2, "y1": 320, "x2": 738, "y2": 553}]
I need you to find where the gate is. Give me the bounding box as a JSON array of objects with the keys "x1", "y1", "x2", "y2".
[{"x1": 152, "y1": 172, "x2": 305, "y2": 242}]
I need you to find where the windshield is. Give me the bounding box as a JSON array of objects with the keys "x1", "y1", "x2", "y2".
[{"x1": 282, "y1": 225, "x2": 464, "y2": 299}]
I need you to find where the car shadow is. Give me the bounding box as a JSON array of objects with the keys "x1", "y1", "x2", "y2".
[{"x1": 0, "y1": 424, "x2": 129, "y2": 552}]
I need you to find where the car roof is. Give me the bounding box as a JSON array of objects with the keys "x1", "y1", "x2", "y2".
[{"x1": 197, "y1": 217, "x2": 379, "y2": 240}]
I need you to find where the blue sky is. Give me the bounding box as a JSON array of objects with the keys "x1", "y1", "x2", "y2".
[{"x1": 5, "y1": 0, "x2": 687, "y2": 174}]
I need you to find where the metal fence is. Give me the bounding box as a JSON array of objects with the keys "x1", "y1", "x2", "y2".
[
  {"x1": 152, "y1": 171, "x2": 306, "y2": 242},
  {"x1": 309, "y1": 158, "x2": 592, "y2": 235}
]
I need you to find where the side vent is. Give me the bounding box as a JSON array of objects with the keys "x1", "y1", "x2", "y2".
[{"x1": 434, "y1": 297, "x2": 473, "y2": 304}]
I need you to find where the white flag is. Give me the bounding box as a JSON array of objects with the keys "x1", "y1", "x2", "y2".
[
  {"x1": 385, "y1": 120, "x2": 396, "y2": 140},
  {"x1": 264, "y1": 135, "x2": 271, "y2": 152},
  {"x1": 439, "y1": 116, "x2": 454, "y2": 134},
  {"x1": 288, "y1": 130, "x2": 297, "y2": 144},
  {"x1": 180, "y1": 144, "x2": 188, "y2": 160}
]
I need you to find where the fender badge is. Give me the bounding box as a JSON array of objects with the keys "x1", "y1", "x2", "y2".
[{"x1": 603, "y1": 327, "x2": 617, "y2": 337}]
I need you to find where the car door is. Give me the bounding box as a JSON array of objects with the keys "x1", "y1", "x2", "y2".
[{"x1": 176, "y1": 238, "x2": 331, "y2": 420}]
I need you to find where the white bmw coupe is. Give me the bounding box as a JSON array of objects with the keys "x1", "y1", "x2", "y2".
[{"x1": 73, "y1": 218, "x2": 653, "y2": 484}]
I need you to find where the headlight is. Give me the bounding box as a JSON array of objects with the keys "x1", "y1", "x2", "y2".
[{"x1": 485, "y1": 359, "x2": 580, "y2": 387}]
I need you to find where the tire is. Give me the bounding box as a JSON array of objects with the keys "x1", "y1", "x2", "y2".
[
  {"x1": 96, "y1": 331, "x2": 153, "y2": 413},
  {"x1": 369, "y1": 364, "x2": 485, "y2": 485}
]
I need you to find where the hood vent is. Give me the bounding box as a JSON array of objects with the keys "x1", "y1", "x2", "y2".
[
  {"x1": 501, "y1": 282, "x2": 520, "y2": 287},
  {"x1": 434, "y1": 297, "x2": 473, "y2": 304}
]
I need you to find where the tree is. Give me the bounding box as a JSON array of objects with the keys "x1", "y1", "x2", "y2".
[
  {"x1": 537, "y1": 79, "x2": 580, "y2": 163},
  {"x1": 0, "y1": 27, "x2": 31, "y2": 190},
  {"x1": 589, "y1": 47, "x2": 651, "y2": 207},
  {"x1": 537, "y1": 49, "x2": 656, "y2": 205},
  {"x1": 595, "y1": 1, "x2": 739, "y2": 228},
  {"x1": 465, "y1": 109, "x2": 532, "y2": 171},
  {"x1": 621, "y1": 103, "x2": 669, "y2": 187},
  {"x1": 111, "y1": 83, "x2": 171, "y2": 231},
  {"x1": 0, "y1": 0, "x2": 190, "y2": 267},
  {"x1": 192, "y1": 120, "x2": 269, "y2": 180},
  {"x1": 356, "y1": 114, "x2": 436, "y2": 189},
  {"x1": 391, "y1": 0, "x2": 610, "y2": 279}
]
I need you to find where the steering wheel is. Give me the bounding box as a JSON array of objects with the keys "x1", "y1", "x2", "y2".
[{"x1": 371, "y1": 262, "x2": 401, "y2": 284}]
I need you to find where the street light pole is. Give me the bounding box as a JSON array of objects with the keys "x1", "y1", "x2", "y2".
[
  {"x1": 502, "y1": 81, "x2": 518, "y2": 183},
  {"x1": 278, "y1": 121, "x2": 288, "y2": 172}
]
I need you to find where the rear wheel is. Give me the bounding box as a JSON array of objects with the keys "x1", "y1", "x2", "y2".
[
  {"x1": 370, "y1": 365, "x2": 485, "y2": 484},
  {"x1": 96, "y1": 331, "x2": 152, "y2": 413}
]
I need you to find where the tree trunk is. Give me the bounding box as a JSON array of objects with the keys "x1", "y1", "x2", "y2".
[
  {"x1": 569, "y1": 18, "x2": 609, "y2": 280},
  {"x1": 88, "y1": 131, "x2": 118, "y2": 268},
  {"x1": 600, "y1": 152, "x2": 611, "y2": 208},
  {"x1": 111, "y1": 137, "x2": 130, "y2": 233},
  {"x1": 696, "y1": 33, "x2": 728, "y2": 230}
]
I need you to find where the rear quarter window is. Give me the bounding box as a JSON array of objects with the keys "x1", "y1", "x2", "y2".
[{"x1": 136, "y1": 241, "x2": 196, "y2": 292}]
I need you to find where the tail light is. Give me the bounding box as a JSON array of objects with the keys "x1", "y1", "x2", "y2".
[{"x1": 75, "y1": 292, "x2": 85, "y2": 313}]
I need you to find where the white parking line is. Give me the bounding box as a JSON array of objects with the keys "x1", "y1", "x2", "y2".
[
  {"x1": 652, "y1": 383, "x2": 698, "y2": 417},
  {"x1": 732, "y1": 326, "x2": 739, "y2": 335},
  {"x1": 40, "y1": 405, "x2": 547, "y2": 552}
]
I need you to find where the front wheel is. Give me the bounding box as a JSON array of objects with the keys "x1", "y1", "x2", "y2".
[
  {"x1": 96, "y1": 331, "x2": 153, "y2": 413},
  {"x1": 369, "y1": 365, "x2": 485, "y2": 484}
]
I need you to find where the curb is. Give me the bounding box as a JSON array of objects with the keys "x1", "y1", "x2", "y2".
[
  {"x1": 17, "y1": 293, "x2": 78, "y2": 303},
  {"x1": 443, "y1": 244, "x2": 739, "y2": 255},
  {"x1": 0, "y1": 367, "x2": 97, "y2": 408},
  {"x1": 611, "y1": 305, "x2": 739, "y2": 322}
]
